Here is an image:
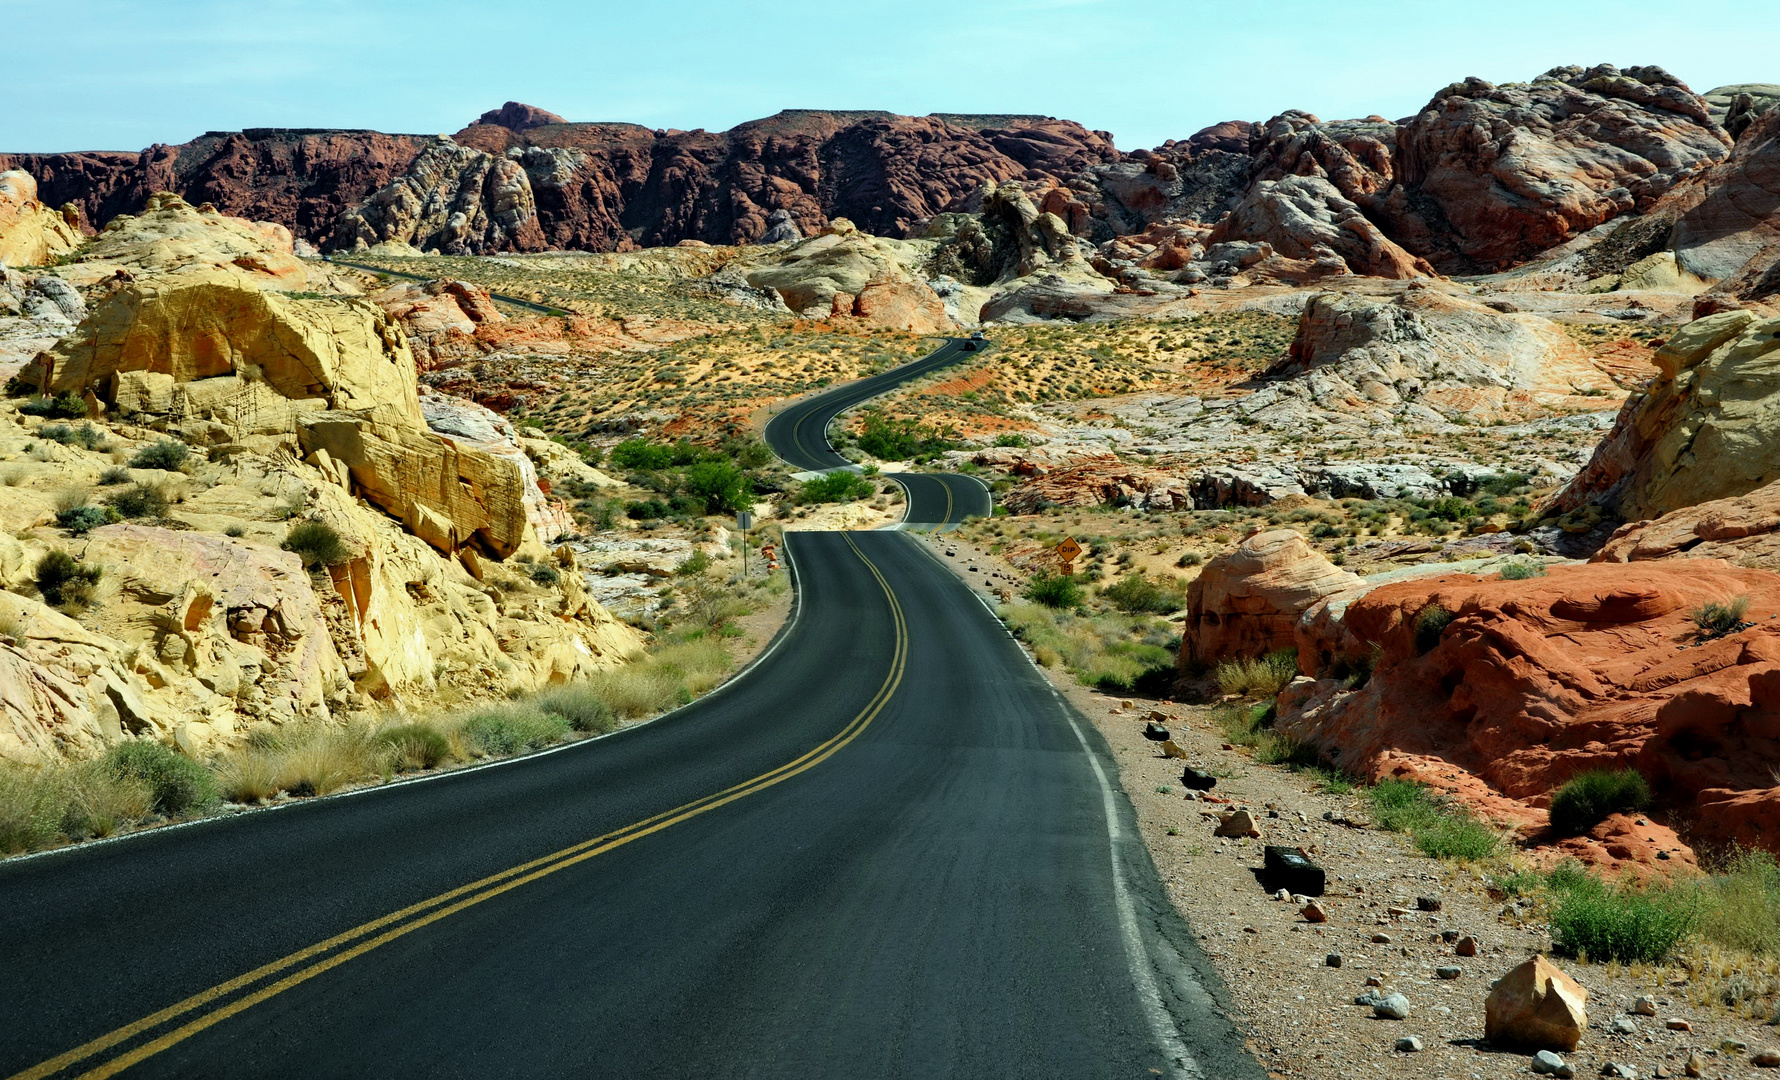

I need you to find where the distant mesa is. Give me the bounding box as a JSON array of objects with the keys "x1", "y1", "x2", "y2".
[{"x1": 474, "y1": 102, "x2": 567, "y2": 132}]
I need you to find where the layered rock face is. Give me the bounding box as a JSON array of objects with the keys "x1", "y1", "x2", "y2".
[
  {"x1": 1181, "y1": 530, "x2": 1362, "y2": 666},
  {"x1": 1661, "y1": 107, "x2": 1780, "y2": 300},
  {"x1": 1386, "y1": 65, "x2": 1730, "y2": 271},
  {"x1": 1553, "y1": 310, "x2": 1780, "y2": 521},
  {"x1": 333, "y1": 136, "x2": 548, "y2": 254},
  {"x1": 0, "y1": 130, "x2": 434, "y2": 243},
  {"x1": 1596, "y1": 478, "x2": 1780, "y2": 571},
  {"x1": 0, "y1": 169, "x2": 80, "y2": 266},
  {"x1": 373, "y1": 278, "x2": 505, "y2": 369},
  {"x1": 1276, "y1": 561, "x2": 1780, "y2": 865},
  {"x1": 1251, "y1": 287, "x2": 1618, "y2": 427}
]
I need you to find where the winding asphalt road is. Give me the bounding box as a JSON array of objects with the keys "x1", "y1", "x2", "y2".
[
  {"x1": 763, "y1": 337, "x2": 992, "y2": 529},
  {"x1": 0, "y1": 341, "x2": 1261, "y2": 1079}
]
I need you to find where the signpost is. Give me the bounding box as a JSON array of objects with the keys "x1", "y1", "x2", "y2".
[
  {"x1": 737, "y1": 511, "x2": 754, "y2": 576},
  {"x1": 1056, "y1": 536, "x2": 1082, "y2": 574}
]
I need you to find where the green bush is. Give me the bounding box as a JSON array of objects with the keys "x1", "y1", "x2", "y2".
[
  {"x1": 55, "y1": 503, "x2": 117, "y2": 535},
  {"x1": 533, "y1": 684, "x2": 619, "y2": 734},
  {"x1": 1548, "y1": 869, "x2": 1696, "y2": 963},
  {"x1": 608, "y1": 439, "x2": 676, "y2": 470},
  {"x1": 107, "y1": 483, "x2": 168, "y2": 520},
  {"x1": 98, "y1": 466, "x2": 131, "y2": 485},
  {"x1": 1499, "y1": 560, "x2": 1547, "y2": 580},
  {"x1": 1548, "y1": 769, "x2": 1652, "y2": 836},
  {"x1": 855, "y1": 413, "x2": 958, "y2": 462},
  {"x1": 40, "y1": 423, "x2": 104, "y2": 449},
  {"x1": 523, "y1": 561, "x2": 561, "y2": 586},
  {"x1": 798, "y1": 471, "x2": 875, "y2": 504},
  {"x1": 128, "y1": 440, "x2": 190, "y2": 471},
  {"x1": 20, "y1": 392, "x2": 88, "y2": 419},
  {"x1": 461, "y1": 706, "x2": 571, "y2": 756},
  {"x1": 282, "y1": 521, "x2": 349, "y2": 568},
  {"x1": 1214, "y1": 649, "x2": 1298, "y2": 698},
  {"x1": 1024, "y1": 572, "x2": 1083, "y2": 609},
  {"x1": 1413, "y1": 604, "x2": 1455, "y2": 654},
  {"x1": 103, "y1": 740, "x2": 219, "y2": 815},
  {"x1": 34, "y1": 551, "x2": 102, "y2": 608},
  {"x1": 1692, "y1": 596, "x2": 1751, "y2": 639},
  {"x1": 1102, "y1": 572, "x2": 1185, "y2": 615},
  {"x1": 375, "y1": 723, "x2": 452, "y2": 770},
  {"x1": 684, "y1": 460, "x2": 755, "y2": 514}
]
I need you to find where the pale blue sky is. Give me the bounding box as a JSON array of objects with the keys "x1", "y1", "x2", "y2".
[{"x1": 5, "y1": 0, "x2": 1778, "y2": 153}]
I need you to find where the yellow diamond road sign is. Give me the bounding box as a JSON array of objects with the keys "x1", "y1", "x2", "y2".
[{"x1": 1056, "y1": 537, "x2": 1082, "y2": 562}]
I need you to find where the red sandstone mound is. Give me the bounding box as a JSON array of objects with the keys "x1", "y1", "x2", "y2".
[{"x1": 1277, "y1": 560, "x2": 1780, "y2": 870}]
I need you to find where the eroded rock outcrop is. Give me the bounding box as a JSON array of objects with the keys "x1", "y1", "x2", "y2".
[
  {"x1": 375, "y1": 278, "x2": 505, "y2": 369},
  {"x1": 27, "y1": 269, "x2": 548, "y2": 558},
  {"x1": 1553, "y1": 309, "x2": 1780, "y2": 521},
  {"x1": 334, "y1": 136, "x2": 547, "y2": 255},
  {"x1": 1389, "y1": 65, "x2": 1730, "y2": 272},
  {"x1": 1278, "y1": 560, "x2": 1780, "y2": 866},
  {"x1": 1661, "y1": 107, "x2": 1780, "y2": 300},
  {"x1": 1251, "y1": 287, "x2": 1619, "y2": 428},
  {"x1": 1182, "y1": 530, "x2": 1362, "y2": 667},
  {"x1": 741, "y1": 221, "x2": 953, "y2": 331},
  {"x1": 0, "y1": 170, "x2": 80, "y2": 266}
]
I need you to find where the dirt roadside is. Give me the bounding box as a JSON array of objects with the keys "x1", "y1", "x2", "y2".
[{"x1": 917, "y1": 531, "x2": 1780, "y2": 1080}]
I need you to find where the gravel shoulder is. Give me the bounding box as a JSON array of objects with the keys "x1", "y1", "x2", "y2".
[{"x1": 920, "y1": 531, "x2": 1780, "y2": 1080}]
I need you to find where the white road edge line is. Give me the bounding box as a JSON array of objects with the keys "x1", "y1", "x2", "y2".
[
  {"x1": 904, "y1": 535, "x2": 1201, "y2": 1080},
  {"x1": 3, "y1": 543, "x2": 808, "y2": 868}
]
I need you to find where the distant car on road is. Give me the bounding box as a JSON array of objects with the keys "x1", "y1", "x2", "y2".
[{"x1": 962, "y1": 330, "x2": 988, "y2": 352}]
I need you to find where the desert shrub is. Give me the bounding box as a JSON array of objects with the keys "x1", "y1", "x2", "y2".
[
  {"x1": 97, "y1": 465, "x2": 131, "y2": 485},
  {"x1": 1413, "y1": 604, "x2": 1455, "y2": 654},
  {"x1": 992, "y1": 433, "x2": 1030, "y2": 448},
  {"x1": 1175, "y1": 551, "x2": 1203, "y2": 568},
  {"x1": 54, "y1": 500, "x2": 116, "y2": 535},
  {"x1": 579, "y1": 639, "x2": 731, "y2": 718},
  {"x1": 282, "y1": 521, "x2": 348, "y2": 568},
  {"x1": 39, "y1": 423, "x2": 104, "y2": 449},
  {"x1": 798, "y1": 471, "x2": 874, "y2": 504},
  {"x1": 376, "y1": 723, "x2": 453, "y2": 771},
  {"x1": 223, "y1": 524, "x2": 246, "y2": 538},
  {"x1": 34, "y1": 551, "x2": 103, "y2": 608},
  {"x1": 103, "y1": 740, "x2": 218, "y2": 815},
  {"x1": 1102, "y1": 572, "x2": 1185, "y2": 615},
  {"x1": 20, "y1": 392, "x2": 87, "y2": 419},
  {"x1": 1024, "y1": 572, "x2": 1083, "y2": 609},
  {"x1": 608, "y1": 439, "x2": 675, "y2": 470},
  {"x1": 1213, "y1": 700, "x2": 1317, "y2": 767},
  {"x1": 1499, "y1": 560, "x2": 1547, "y2": 580},
  {"x1": 1214, "y1": 649, "x2": 1298, "y2": 698},
  {"x1": 524, "y1": 561, "x2": 561, "y2": 586},
  {"x1": 625, "y1": 498, "x2": 671, "y2": 520},
  {"x1": 460, "y1": 705, "x2": 571, "y2": 756},
  {"x1": 1549, "y1": 869, "x2": 1697, "y2": 963},
  {"x1": 0, "y1": 766, "x2": 64, "y2": 854},
  {"x1": 1692, "y1": 596, "x2": 1751, "y2": 639},
  {"x1": 1548, "y1": 769, "x2": 1653, "y2": 836},
  {"x1": 683, "y1": 461, "x2": 754, "y2": 514},
  {"x1": 107, "y1": 483, "x2": 168, "y2": 520},
  {"x1": 532, "y1": 684, "x2": 618, "y2": 734},
  {"x1": 58, "y1": 760, "x2": 154, "y2": 840},
  {"x1": 855, "y1": 413, "x2": 958, "y2": 462},
  {"x1": 127, "y1": 439, "x2": 189, "y2": 471}
]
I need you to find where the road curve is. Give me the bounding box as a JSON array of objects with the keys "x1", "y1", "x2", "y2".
[
  {"x1": 763, "y1": 338, "x2": 992, "y2": 529},
  {"x1": 0, "y1": 532, "x2": 1259, "y2": 1079}
]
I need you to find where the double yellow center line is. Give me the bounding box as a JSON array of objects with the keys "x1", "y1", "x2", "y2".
[{"x1": 12, "y1": 534, "x2": 907, "y2": 1080}]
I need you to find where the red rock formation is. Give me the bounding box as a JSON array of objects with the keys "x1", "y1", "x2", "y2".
[
  {"x1": 476, "y1": 102, "x2": 567, "y2": 132},
  {"x1": 1000, "y1": 455, "x2": 1194, "y2": 513},
  {"x1": 1279, "y1": 560, "x2": 1780, "y2": 868}
]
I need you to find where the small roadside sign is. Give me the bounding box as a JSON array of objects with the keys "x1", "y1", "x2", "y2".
[
  {"x1": 1056, "y1": 536, "x2": 1083, "y2": 563},
  {"x1": 736, "y1": 511, "x2": 754, "y2": 531}
]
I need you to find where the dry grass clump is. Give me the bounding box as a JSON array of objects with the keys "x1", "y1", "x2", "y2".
[
  {"x1": 582, "y1": 639, "x2": 733, "y2": 718},
  {"x1": 1214, "y1": 650, "x2": 1299, "y2": 699},
  {"x1": 999, "y1": 601, "x2": 1173, "y2": 692}
]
